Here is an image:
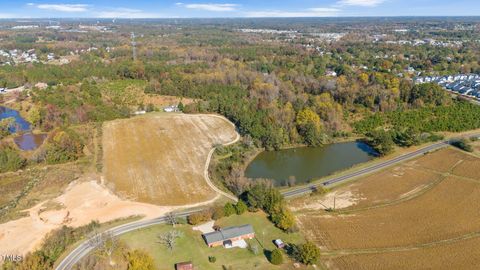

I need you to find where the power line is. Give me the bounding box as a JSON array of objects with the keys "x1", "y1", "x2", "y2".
[{"x1": 131, "y1": 32, "x2": 137, "y2": 61}]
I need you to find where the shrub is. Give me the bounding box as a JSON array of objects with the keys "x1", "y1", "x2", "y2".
[
  {"x1": 0, "y1": 117, "x2": 14, "y2": 139},
  {"x1": 187, "y1": 210, "x2": 212, "y2": 225},
  {"x1": 212, "y1": 206, "x2": 225, "y2": 220},
  {"x1": 271, "y1": 208, "x2": 296, "y2": 231},
  {"x1": 244, "y1": 182, "x2": 296, "y2": 231},
  {"x1": 127, "y1": 249, "x2": 156, "y2": 270},
  {"x1": 208, "y1": 256, "x2": 217, "y2": 263},
  {"x1": 451, "y1": 139, "x2": 474, "y2": 152},
  {"x1": 45, "y1": 129, "x2": 84, "y2": 164},
  {"x1": 269, "y1": 249, "x2": 283, "y2": 265},
  {"x1": 223, "y1": 202, "x2": 236, "y2": 217},
  {"x1": 366, "y1": 130, "x2": 394, "y2": 156},
  {"x1": 0, "y1": 144, "x2": 26, "y2": 173},
  {"x1": 235, "y1": 200, "x2": 248, "y2": 215},
  {"x1": 295, "y1": 242, "x2": 320, "y2": 265}
]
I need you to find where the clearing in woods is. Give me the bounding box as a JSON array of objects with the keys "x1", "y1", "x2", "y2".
[
  {"x1": 291, "y1": 147, "x2": 480, "y2": 270},
  {"x1": 103, "y1": 113, "x2": 238, "y2": 205}
]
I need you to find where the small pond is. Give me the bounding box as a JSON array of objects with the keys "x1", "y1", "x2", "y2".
[
  {"x1": 245, "y1": 141, "x2": 377, "y2": 186},
  {"x1": 0, "y1": 106, "x2": 46, "y2": 150}
]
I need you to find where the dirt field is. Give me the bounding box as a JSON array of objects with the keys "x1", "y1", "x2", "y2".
[
  {"x1": 0, "y1": 178, "x2": 197, "y2": 256},
  {"x1": 291, "y1": 148, "x2": 480, "y2": 270},
  {"x1": 103, "y1": 113, "x2": 238, "y2": 205},
  {"x1": 290, "y1": 166, "x2": 441, "y2": 212}
]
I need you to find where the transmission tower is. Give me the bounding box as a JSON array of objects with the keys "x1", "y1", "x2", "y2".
[{"x1": 131, "y1": 32, "x2": 137, "y2": 61}]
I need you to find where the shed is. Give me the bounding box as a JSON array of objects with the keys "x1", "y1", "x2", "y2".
[{"x1": 175, "y1": 261, "x2": 193, "y2": 270}]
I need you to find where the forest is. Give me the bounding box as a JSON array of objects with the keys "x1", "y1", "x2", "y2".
[{"x1": 0, "y1": 18, "x2": 478, "y2": 163}]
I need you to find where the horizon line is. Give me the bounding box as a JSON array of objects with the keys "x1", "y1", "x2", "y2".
[{"x1": 1, "y1": 15, "x2": 480, "y2": 20}]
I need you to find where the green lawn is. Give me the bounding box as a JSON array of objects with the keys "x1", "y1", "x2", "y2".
[{"x1": 120, "y1": 212, "x2": 309, "y2": 270}]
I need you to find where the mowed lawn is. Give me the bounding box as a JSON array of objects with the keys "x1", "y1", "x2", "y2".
[
  {"x1": 120, "y1": 212, "x2": 308, "y2": 270},
  {"x1": 102, "y1": 113, "x2": 238, "y2": 205}
]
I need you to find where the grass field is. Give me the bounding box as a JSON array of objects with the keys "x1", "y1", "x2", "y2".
[
  {"x1": 102, "y1": 113, "x2": 238, "y2": 205},
  {"x1": 291, "y1": 147, "x2": 480, "y2": 270},
  {"x1": 120, "y1": 212, "x2": 309, "y2": 270}
]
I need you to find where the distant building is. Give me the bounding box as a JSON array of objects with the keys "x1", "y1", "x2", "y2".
[
  {"x1": 202, "y1": 224, "x2": 255, "y2": 248},
  {"x1": 325, "y1": 70, "x2": 337, "y2": 77},
  {"x1": 175, "y1": 261, "x2": 193, "y2": 270},
  {"x1": 164, "y1": 105, "x2": 179, "y2": 113},
  {"x1": 133, "y1": 110, "x2": 146, "y2": 115},
  {"x1": 35, "y1": 82, "x2": 48, "y2": 90}
]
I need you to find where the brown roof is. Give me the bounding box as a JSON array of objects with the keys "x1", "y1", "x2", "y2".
[{"x1": 175, "y1": 261, "x2": 193, "y2": 270}]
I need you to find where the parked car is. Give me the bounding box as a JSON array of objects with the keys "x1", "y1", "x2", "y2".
[{"x1": 274, "y1": 239, "x2": 286, "y2": 249}]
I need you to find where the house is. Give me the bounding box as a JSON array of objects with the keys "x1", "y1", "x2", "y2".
[
  {"x1": 202, "y1": 224, "x2": 255, "y2": 248},
  {"x1": 133, "y1": 110, "x2": 146, "y2": 115},
  {"x1": 35, "y1": 82, "x2": 48, "y2": 90},
  {"x1": 325, "y1": 70, "x2": 337, "y2": 77},
  {"x1": 164, "y1": 105, "x2": 179, "y2": 113},
  {"x1": 175, "y1": 261, "x2": 193, "y2": 270}
]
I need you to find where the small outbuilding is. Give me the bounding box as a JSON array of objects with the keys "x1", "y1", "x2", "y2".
[{"x1": 175, "y1": 261, "x2": 193, "y2": 270}]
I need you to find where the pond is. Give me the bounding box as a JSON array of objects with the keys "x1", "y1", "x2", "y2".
[
  {"x1": 0, "y1": 106, "x2": 46, "y2": 151},
  {"x1": 245, "y1": 141, "x2": 377, "y2": 186},
  {"x1": 0, "y1": 106, "x2": 31, "y2": 132}
]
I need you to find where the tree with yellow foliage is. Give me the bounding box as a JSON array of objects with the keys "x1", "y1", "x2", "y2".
[
  {"x1": 126, "y1": 249, "x2": 157, "y2": 270},
  {"x1": 296, "y1": 108, "x2": 324, "y2": 146}
]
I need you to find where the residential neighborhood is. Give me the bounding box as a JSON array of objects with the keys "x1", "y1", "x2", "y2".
[{"x1": 415, "y1": 74, "x2": 480, "y2": 100}]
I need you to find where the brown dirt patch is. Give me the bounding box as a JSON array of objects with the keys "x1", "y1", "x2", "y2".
[
  {"x1": 0, "y1": 179, "x2": 209, "y2": 256},
  {"x1": 103, "y1": 113, "x2": 238, "y2": 205},
  {"x1": 290, "y1": 163, "x2": 442, "y2": 213}
]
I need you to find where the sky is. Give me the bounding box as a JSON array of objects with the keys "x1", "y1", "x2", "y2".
[{"x1": 0, "y1": 0, "x2": 479, "y2": 18}]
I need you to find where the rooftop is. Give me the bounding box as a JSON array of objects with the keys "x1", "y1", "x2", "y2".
[{"x1": 202, "y1": 224, "x2": 254, "y2": 245}]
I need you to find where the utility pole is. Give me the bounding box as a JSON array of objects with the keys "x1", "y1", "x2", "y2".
[{"x1": 131, "y1": 32, "x2": 137, "y2": 61}]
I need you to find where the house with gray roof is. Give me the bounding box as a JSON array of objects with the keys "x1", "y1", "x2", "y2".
[{"x1": 202, "y1": 224, "x2": 255, "y2": 247}]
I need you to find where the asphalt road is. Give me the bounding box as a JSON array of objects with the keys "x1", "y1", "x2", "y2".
[
  {"x1": 55, "y1": 136, "x2": 476, "y2": 270},
  {"x1": 282, "y1": 140, "x2": 450, "y2": 197},
  {"x1": 55, "y1": 210, "x2": 197, "y2": 270}
]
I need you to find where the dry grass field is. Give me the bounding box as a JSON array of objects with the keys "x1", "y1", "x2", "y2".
[
  {"x1": 325, "y1": 236, "x2": 480, "y2": 270},
  {"x1": 291, "y1": 147, "x2": 480, "y2": 270},
  {"x1": 103, "y1": 113, "x2": 238, "y2": 205}
]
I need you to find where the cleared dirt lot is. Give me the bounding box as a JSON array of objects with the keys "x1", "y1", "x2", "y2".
[
  {"x1": 103, "y1": 113, "x2": 238, "y2": 205},
  {"x1": 292, "y1": 148, "x2": 480, "y2": 270},
  {"x1": 0, "y1": 179, "x2": 185, "y2": 256}
]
